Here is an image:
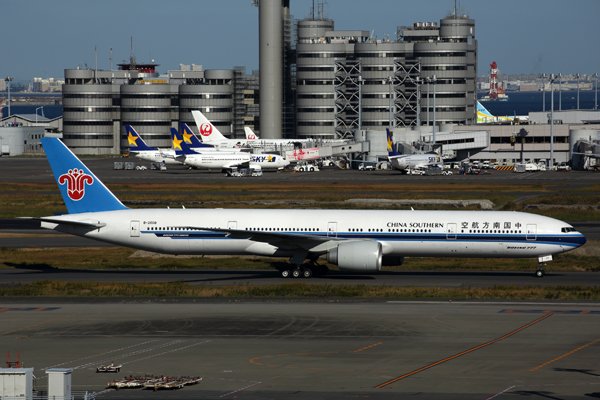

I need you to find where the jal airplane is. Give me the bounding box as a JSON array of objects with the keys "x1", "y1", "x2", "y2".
[
  {"x1": 25, "y1": 137, "x2": 586, "y2": 279},
  {"x1": 387, "y1": 129, "x2": 444, "y2": 172},
  {"x1": 245, "y1": 127, "x2": 259, "y2": 140},
  {"x1": 192, "y1": 110, "x2": 347, "y2": 149}
]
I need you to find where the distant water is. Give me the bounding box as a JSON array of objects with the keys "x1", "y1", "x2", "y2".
[
  {"x1": 2, "y1": 91, "x2": 598, "y2": 121},
  {"x1": 2, "y1": 104, "x2": 63, "y2": 119},
  {"x1": 478, "y1": 91, "x2": 599, "y2": 117}
]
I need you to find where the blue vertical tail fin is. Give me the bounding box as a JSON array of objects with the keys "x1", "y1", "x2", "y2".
[
  {"x1": 41, "y1": 138, "x2": 128, "y2": 214},
  {"x1": 125, "y1": 125, "x2": 158, "y2": 152},
  {"x1": 171, "y1": 128, "x2": 197, "y2": 155},
  {"x1": 180, "y1": 123, "x2": 214, "y2": 149},
  {"x1": 386, "y1": 129, "x2": 401, "y2": 157}
]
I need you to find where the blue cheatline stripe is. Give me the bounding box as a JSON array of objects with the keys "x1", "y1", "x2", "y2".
[{"x1": 142, "y1": 230, "x2": 583, "y2": 247}]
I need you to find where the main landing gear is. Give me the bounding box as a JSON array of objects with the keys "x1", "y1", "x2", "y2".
[
  {"x1": 279, "y1": 264, "x2": 328, "y2": 279},
  {"x1": 535, "y1": 263, "x2": 546, "y2": 278}
]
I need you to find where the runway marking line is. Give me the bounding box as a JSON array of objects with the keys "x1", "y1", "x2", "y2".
[
  {"x1": 1, "y1": 312, "x2": 83, "y2": 336},
  {"x1": 374, "y1": 313, "x2": 553, "y2": 389},
  {"x1": 530, "y1": 336, "x2": 600, "y2": 371},
  {"x1": 0, "y1": 307, "x2": 60, "y2": 313},
  {"x1": 250, "y1": 342, "x2": 383, "y2": 369}
]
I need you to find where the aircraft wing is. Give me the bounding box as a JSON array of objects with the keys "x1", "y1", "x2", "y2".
[
  {"x1": 20, "y1": 217, "x2": 106, "y2": 229},
  {"x1": 223, "y1": 161, "x2": 250, "y2": 169},
  {"x1": 186, "y1": 226, "x2": 343, "y2": 253}
]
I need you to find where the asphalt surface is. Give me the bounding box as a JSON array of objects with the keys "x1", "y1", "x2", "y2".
[
  {"x1": 3, "y1": 156, "x2": 600, "y2": 399},
  {"x1": 1, "y1": 299, "x2": 600, "y2": 399},
  {"x1": 2, "y1": 155, "x2": 600, "y2": 186}
]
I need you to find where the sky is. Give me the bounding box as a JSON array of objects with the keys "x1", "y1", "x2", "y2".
[{"x1": 2, "y1": 0, "x2": 599, "y2": 82}]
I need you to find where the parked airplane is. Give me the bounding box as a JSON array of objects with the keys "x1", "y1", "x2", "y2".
[
  {"x1": 26, "y1": 137, "x2": 586, "y2": 279},
  {"x1": 250, "y1": 153, "x2": 290, "y2": 170},
  {"x1": 126, "y1": 125, "x2": 235, "y2": 166},
  {"x1": 125, "y1": 125, "x2": 180, "y2": 165},
  {"x1": 173, "y1": 128, "x2": 289, "y2": 171},
  {"x1": 387, "y1": 129, "x2": 443, "y2": 172},
  {"x1": 171, "y1": 128, "x2": 252, "y2": 170},
  {"x1": 245, "y1": 127, "x2": 259, "y2": 140},
  {"x1": 192, "y1": 110, "x2": 348, "y2": 149}
]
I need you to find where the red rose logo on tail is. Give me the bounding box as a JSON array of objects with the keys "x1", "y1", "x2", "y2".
[
  {"x1": 58, "y1": 168, "x2": 94, "y2": 201},
  {"x1": 200, "y1": 123, "x2": 213, "y2": 137}
]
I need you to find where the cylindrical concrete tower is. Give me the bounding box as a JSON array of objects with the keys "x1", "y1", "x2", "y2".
[{"x1": 259, "y1": 0, "x2": 283, "y2": 139}]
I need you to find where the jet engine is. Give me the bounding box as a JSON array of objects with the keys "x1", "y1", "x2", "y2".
[{"x1": 327, "y1": 241, "x2": 382, "y2": 272}]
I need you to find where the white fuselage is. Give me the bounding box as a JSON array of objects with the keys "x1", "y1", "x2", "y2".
[
  {"x1": 390, "y1": 154, "x2": 443, "y2": 170},
  {"x1": 131, "y1": 150, "x2": 181, "y2": 165},
  {"x1": 250, "y1": 154, "x2": 290, "y2": 169},
  {"x1": 41, "y1": 209, "x2": 585, "y2": 260},
  {"x1": 178, "y1": 152, "x2": 252, "y2": 169}
]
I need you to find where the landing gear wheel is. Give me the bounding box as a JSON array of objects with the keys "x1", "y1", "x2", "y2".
[
  {"x1": 302, "y1": 269, "x2": 313, "y2": 278},
  {"x1": 535, "y1": 269, "x2": 545, "y2": 278},
  {"x1": 292, "y1": 269, "x2": 302, "y2": 278},
  {"x1": 281, "y1": 269, "x2": 291, "y2": 278}
]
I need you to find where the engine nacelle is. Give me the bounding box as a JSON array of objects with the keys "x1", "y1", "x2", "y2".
[{"x1": 327, "y1": 241, "x2": 382, "y2": 272}]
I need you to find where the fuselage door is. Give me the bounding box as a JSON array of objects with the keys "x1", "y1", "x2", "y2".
[
  {"x1": 228, "y1": 221, "x2": 237, "y2": 230},
  {"x1": 526, "y1": 224, "x2": 537, "y2": 240},
  {"x1": 327, "y1": 222, "x2": 337, "y2": 238},
  {"x1": 130, "y1": 220, "x2": 140, "y2": 237},
  {"x1": 447, "y1": 223, "x2": 457, "y2": 240}
]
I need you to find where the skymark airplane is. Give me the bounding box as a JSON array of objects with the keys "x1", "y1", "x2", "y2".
[
  {"x1": 26, "y1": 137, "x2": 586, "y2": 278},
  {"x1": 387, "y1": 129, "x2": 443, "y2": 172},
  {"x1": 126, "y1": 125, "x2": 180, "y2": 165},
  {"x1": 171, "y1": 128, "x2": 252, "y2": 170},
  {"x1": 126, "y1": 125, "x2": 236, "y2": 165},
  {"x1": 172, "y1": 128, "x2": 290, "y2": 171}
]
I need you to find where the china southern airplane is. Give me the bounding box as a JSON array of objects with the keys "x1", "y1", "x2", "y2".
[
  {"x1": 25, "y1": 137, "x2": 586, "y2": 279},
  {"x1": 387, "y1": 129, "x2": 444, "y2": 172}
]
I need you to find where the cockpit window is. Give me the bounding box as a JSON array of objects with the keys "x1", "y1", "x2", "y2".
[{"x1": 561, "y1": 227, "x2": 577, "y2": 233}]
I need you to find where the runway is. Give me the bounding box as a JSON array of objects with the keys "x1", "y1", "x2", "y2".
[{"x1": 1, "y1": 299, "x2": 599, "y2": 399}]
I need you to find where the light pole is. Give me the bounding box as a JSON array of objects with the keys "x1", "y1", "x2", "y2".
[
  {"x1": 36, "y1": 106, "x2": 43, "y2": 124},
  {"x1": 357, "y1": 76, "x2": 362, "y2": 130},
  {"x1": 432, "y1": 75, "x2": 437, "y2": 144},
  {"x1": 550, "y1": 74, "x2": 557, "y2": 169},
  {"x1": 541, "y1": 73, "x2": 547, "y2": 112},
  {"x1": 594, "y1": 73, "x2": 598, "y2": 110},
  {"x1": 4, "y1": 77, "x2": 13, "y2": 118},
  {"x1": 576, "y1": 73, "x2": 581, "y2": 110},
  {"x1": 425, "y1": 77, "x2": 430, "y2": 127},
  {"x1": 388, "y1": 76, "x2": 393, "y2": 128},
  {"x1": 415, "y1": 77, "x2": 421, "y2": 127},
  {"x1": 558, "y1": 73, "x2": 562, "y2": 111}
]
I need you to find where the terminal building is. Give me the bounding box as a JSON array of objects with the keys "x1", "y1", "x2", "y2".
[
  {"x1": 295, "y1": 11, "x2": 477, "y2": 139},
  {"x1": 62, "y1": 60, "x2": 258, "y2": 154}
]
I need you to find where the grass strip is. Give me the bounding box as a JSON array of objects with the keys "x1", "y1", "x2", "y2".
[
  {"x1": 2, "y1": 247, "x2": 599, "y2": 272},
  {"x1": 1, "y1": 281, "x2": 599, "y2": 300}
]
